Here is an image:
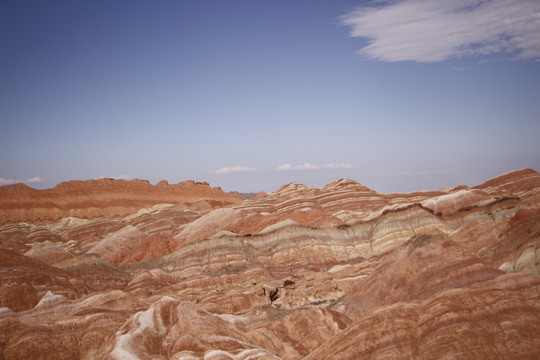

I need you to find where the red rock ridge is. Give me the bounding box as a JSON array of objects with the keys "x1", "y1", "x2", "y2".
[{"x1": 0, "y1": 178, "x2": 243, "y2": 224}]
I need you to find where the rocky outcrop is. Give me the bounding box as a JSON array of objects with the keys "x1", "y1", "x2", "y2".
[
  {"x1": 1, "y1": 168, "x2": 540, "y2": 359},
  {"x1": 305, "y1": 273, "x2": 540, "y2": 359},
  {"x1": 0, "y1": 178, "x2": 243, "y2": 224},
  {"x1": 0, "y1": 249, "x2": 91, "y2": 311},
  {"x1": 336, "y1": 233, "x2": 503, "y2": 319},
  {"x1": 102, "y1": 297, "x2": 279, "y2": 359},
  {"x1": 0, "y1": 290, "x2": 146, "y2": 359}
]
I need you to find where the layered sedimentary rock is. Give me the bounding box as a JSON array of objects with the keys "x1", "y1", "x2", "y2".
[
  {"x1": 0, "y1": 178, "x2": 243, "y2": 224},
  {"x1": 0, "y1": 249, "x2": 91, "y2": 311},
  {"x1": 306, "y1": 273, "x2": 540, "y2": 360},
  {"x1": 337, "y1": 233, "x2": 504, "y2": 319},
  {"x1": 1, "y1": 168, "x2": 540, "y2": 359}
]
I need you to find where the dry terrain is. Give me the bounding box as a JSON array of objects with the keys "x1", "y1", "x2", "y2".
[{"x1": 1, "y1": 169, "x2": 540, "y2": 359}]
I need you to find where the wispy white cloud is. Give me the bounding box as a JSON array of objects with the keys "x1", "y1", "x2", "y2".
[
  {"x1": 98, "y1": 174, "x2": 132, "y2": 180},
  {"x1": 211, "y1": 166, "x2": 257, "y2": 175},
  {"x1": 322, "y1": 163, "x2": 353, "y2": 169},
  {"x1": 25, "y1": 176, "x2": 45, "y2": 183},
  {"x1": 276, "y1": 163, "x2": 352, "y2": 171},
  {"x1": 0, "y1": 178, "x2": 14, "y2": 185},
  {"x1": 277, "y1": 163, "x2": 319, "y2": 171},
  {"x1": 341, "y1": 0, "x2": 540, "y2": 62},
  {"x1": 0, "y1": 176, "x2": 45, "y2": 185}
]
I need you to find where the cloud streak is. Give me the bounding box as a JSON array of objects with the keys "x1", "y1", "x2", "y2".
[
  {"x1": 277, "y1": 163, "x2": 319, "y2": 171},
  {"x1": 98, "y1": 175, "x2": 132, "y2": 180},
  {"x1": 276, "y1": 163, "x2": 352, "y2": 171},
  {"x1": 0, "y1": 178, "x2": 13, "y2": 185},
  {"x1": 341, "y1": 0, "x2": 540, "y2": 62},
  {"x1": 321, "y1": 163, "x2": 353, "y2": 170},
  {"x1": 25, "y1": 176, "x2": 45, "y2": 183},
  {"x1": 0, "y1": 176, "x2": 45, "y2": 185},
  {"x1": 211, "y1": 166, "x2": 257, "y2": 175}
]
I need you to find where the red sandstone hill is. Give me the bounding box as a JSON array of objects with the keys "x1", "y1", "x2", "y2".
[
  {"x1": 0, "y1": 178, "x2": 244, "y2": 224},
  {"x1": 1, "y1": 168, "x2": 539, "y2": 359}
]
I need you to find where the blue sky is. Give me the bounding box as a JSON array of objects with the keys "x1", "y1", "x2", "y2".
[{"x1": 1, "y1": 0, "x2": 539, "y2": 193}]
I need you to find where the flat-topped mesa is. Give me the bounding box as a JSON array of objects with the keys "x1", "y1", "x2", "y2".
[
  {"x1": 51, "y1": 178, "x2": 225, "y2": 196},
  {"x1": 0, "y1": 178, "x2": 244, "y2": 224}
]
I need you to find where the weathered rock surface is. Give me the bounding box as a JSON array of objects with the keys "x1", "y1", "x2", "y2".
[
  {"x1": 0, "y1": 249, "x2": 91, "y2": 311},
  {"x1": 0, "y1": 178, "x2": 243, "y2": 224},
  {"x1": 1, "y1": 168, "x2": 539, "y2": 359},
  {"x1": 306, "y1": 273, "x2": 540, "y2": 360},
  {"x1": 337, "y1": 233, "x2": 504, "y2": 320}
]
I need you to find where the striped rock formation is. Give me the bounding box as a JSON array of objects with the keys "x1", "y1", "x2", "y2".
[
  {"x1": 0, "y1": 168, "x2": 539, "y2": 359},
  {"x1": 0, "y1": 178, "x2": 243, "y2": 224}
]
